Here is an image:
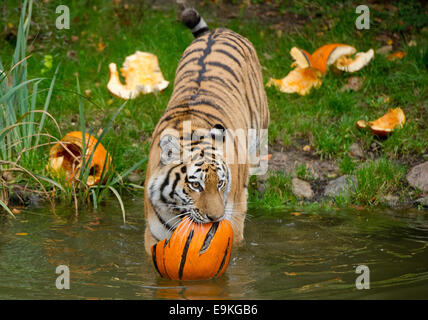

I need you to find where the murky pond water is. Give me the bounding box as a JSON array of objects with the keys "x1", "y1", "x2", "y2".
[{"x1": 1, "y1": 197, "x2": 428, "y2": 299}]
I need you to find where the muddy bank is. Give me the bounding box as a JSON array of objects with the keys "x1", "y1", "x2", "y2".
[
  {"x1": 256, "y1": 143, "x2": 428, "y2": 209},
  {"x1": 2, "y1": 145, "x2": 428, "y2": 212}
]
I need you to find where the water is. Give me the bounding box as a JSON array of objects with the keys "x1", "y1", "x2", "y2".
[{"x1": 1, "y1": 197, "x2": 427, "y2": 299}]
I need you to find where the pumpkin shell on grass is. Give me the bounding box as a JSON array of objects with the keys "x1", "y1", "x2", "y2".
[
  {"x1": 290, "y1": 44, "x2": 357, "y2": 74},
  {"x1": 310, "y1": 44, "x2": 356, "y2": 74},
  {"x1": 356, "y1": 108, "x2": 406, "y2": 136},
  {"x1": 269, "y1": 44, "x2": 371, "y2": 96},
  {"x1": 334, "y1": 49, "x2": 374, "y2": 72},
  {"x1": 107, "y1": 51, "x2": 169, "y2": 99},
  {"x1": 152, "y1": 216, "x2": 233, "y2": 281},
  {"x1": 387, "y1": 51, "x2": 406, "y2": 61},
  {"x1": 48, "y1": 131, "x2": 112, "y2": 186},
  {"x1": 368, "y1": 108, "x2": 406, "y2": 136},
  {"x1": 267, "y1": 67, "x2": 322, "y2": 96},
  {"x1": 290, "y1": 47, "x2": 313, "y2": 69}
]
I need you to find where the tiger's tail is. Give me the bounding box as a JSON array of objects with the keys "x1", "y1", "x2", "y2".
[{"x1": 180, "y1": 8, "x2": 209, "y2": 38}]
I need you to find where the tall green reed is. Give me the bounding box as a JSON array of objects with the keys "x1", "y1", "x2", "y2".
[
  {"x1": 0, "y1": 0, "x2": 60, "y2": 216},
  {"x1": 1, "y1": 0, "x2": 147, "y2": 220},
  {"x1": 65, "y1": 77, "x2": 147, "y2": 223}
]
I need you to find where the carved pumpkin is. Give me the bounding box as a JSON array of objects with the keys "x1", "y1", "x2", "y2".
[
  {"x1": 48, "y1": 131, "x2": 112, "y2": 186},
  {"x1": 152, "y1": 216, "x2": 233, "y2": 280},
  {"x1": 107, "y1": 51, "x2": 169, "y2": 99}
]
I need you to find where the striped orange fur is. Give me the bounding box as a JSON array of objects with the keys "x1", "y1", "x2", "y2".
[{"x1": 144, "y1": 9, "x2": 269, "y2": 258}]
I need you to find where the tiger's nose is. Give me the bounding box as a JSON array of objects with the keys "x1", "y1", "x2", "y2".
[{"x1": 206, "y1": 214, "x2": 222, "y2": 222}]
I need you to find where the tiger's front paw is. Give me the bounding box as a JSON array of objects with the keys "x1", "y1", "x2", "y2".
[{"x1": 233, "y1": 234, "x2": 245, "y2": 247}]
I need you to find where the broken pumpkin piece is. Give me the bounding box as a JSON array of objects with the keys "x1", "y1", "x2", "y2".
[
  {"x1": 387, "y1": 51, "x2": 406, "y2": 61},
  {"x1": 311, "y1": 44, "x2": 356, "y2": 74},
  {"x1": 267, "y1": 67, "x2": 322, "y2": 96},
  {"x1": 107, "y1": 51, "x2": 169, "y2": 99},
  {"x1": 356, "y1": 108, "x2": 406, "y2": 136},
  {"x1": 356, "y1": 119, "x2": 368, "y2": 129},
  {"x1": 48, "y1": 131, "x2": 112, "y2": 186},
  {"x1": 290, "y1": 44, "x2": 356, "y2": 74},
  {"x1": 290, "y1": 47, "x2": 312, "y2": 69},
  {"x1": 368, "y1": 108, "x2": 406, "y2": 136},
  {"x1": 271, "y1": 43, "x2": 373, "y2": 95},
  {"x1": 334, "y1": 49, "x2": 374, "y2": 72}
]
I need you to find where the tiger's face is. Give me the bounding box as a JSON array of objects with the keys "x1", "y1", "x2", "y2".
[
  {"x1": 148, "y1": 145, "x2": 231, "y2": 238},
  {"x1": 184, "y1": 158, "x2": 230, "y2": 222}
]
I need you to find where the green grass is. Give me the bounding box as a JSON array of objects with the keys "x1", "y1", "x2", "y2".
[
  {"x1": 0, "y1": 0, "x2": 59, "y2": 215},
  {"x1": 352, "y1": 158, "x2": 407, "y2": 206},
  {"x1": 249, "y1": 172, "x2": 298, "y2": 209},
  {"x1": 1, "y1": 0, "x2": 427, "y2": 213},
  {"x1": 339, "y1": 155, "x2": 356, "y2": 175},
  {"x1": 0, "y1": 0, "x2": 147, "y2": 218}
]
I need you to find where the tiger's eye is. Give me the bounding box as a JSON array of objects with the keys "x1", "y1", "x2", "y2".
[{"x1": 191, "y1": 182, "x2": 201, "y2": 190}]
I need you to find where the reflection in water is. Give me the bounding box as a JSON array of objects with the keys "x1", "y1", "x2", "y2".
[
  {"x1": 148, "y1": 277, "x2": 229, "y2": 300},
  {"x1": 0, "y1": 197, "x2": 427, "y2": 299}
]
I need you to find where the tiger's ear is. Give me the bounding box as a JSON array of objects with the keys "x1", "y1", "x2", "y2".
[
  {"x1": 159, "y1": 134, "x2": 181, "y2": 165},
  {"x1": 210, "y1": 124, "x2": 226, "y2": 143}
]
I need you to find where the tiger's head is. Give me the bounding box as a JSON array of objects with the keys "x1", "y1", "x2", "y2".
[{"x1": 148, "y1": 125, "x2": 231, "y2": 234}]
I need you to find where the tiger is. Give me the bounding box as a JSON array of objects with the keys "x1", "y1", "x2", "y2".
[{"x1": 144, "y1": 8, "x2": 270, "y2": 256}]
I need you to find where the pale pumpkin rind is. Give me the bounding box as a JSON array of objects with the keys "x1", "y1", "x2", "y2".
[
  {"x1": 368, "y1": 108, "x2": 406, "y2": 136},
  {"x1": 267, "y1": 67, "x2": 322, "y2": 96},
  {"x1": 335, "y1": 49, "x2": 374, "y2": 72},
  {"x1": 269, "y1": 44, "x2": 372, "y2": 96},
  {"x1": 107, "y1": 51, "x2": 169, "y2": 99}
]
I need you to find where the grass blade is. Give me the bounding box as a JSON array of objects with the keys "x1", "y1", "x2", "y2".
[
  {"x1": 35, "y1": 64, "x2": 59, "y2": 147},
  {"x1": 0, "y1": 199, "x2": 16, "y2": 219},
  {"x1": 111, "y1": 157, "x2": 147, "y2": 186},
  {"x1": 108, "y1": 185, "x2": 126, "y2": 224}
]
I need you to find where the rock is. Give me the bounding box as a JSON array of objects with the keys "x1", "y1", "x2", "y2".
[
  {"x1": 9, "y1": 186, "x2": 43, "y2": 208},
  {"x1": 381, "y1": 194, "x2": 400, "y2": 207},
  {"x1": 340, "y1": 76, "x2": 364, "y2": 92},
  {"x1": 291, "y1": 178, "x2": 314, "y2": 199},
  {"x1": 348, "y1": 142, "x2": 364, "y2": 159},
  {"x1": 1, "y1": 171, "x2": 14, "y2": 182},
  {"x1": 416, "y1": 196, "x2": 428, "y2": 207},
  {"x1": 376, "y1": 45, "x2": 393, "y2": 56},
  {"x1": 324, "y1": 175, "x2": 357, "y2": 198},
  {"x1": 406, "y1": 161, "x2": 428, "y2": 192},
  {"x1": 257, "y1": 180, "x2": 268, "y2": 194},
  {"x1": 126, "y1": 170, "x2": 143, "y2": 184},
  {"x1": 269, "y1": 151, "x2": 339, "y2": 180},
  {"x1": 256, "y1": 172, "x2": 270, "y2": 183}
]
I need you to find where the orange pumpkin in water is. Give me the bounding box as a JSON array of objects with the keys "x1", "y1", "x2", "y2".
[
  {"x1": 48, "y1": 131, "x2": 112, "y2": 186},
  {"x1": 152, "y1": 216, "x2": 233, "y2": 280}
]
